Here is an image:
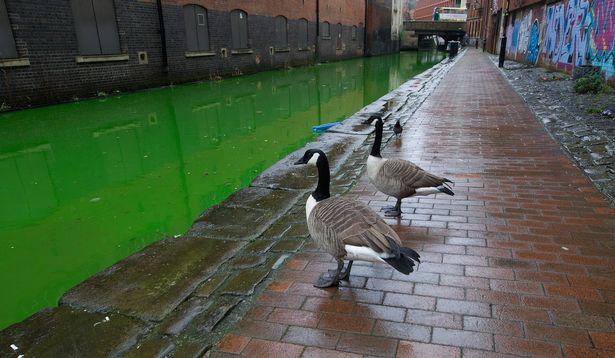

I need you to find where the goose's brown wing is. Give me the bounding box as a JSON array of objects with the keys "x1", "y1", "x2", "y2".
[
  {"x1": 380, "y1": 158, "x2": 446, "y2": 191},
  {"x1": 309, "y1": 197, "x2": 401, "y2": 255}
]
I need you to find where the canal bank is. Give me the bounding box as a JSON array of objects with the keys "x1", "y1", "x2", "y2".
[{"x1": 0, "y1": 51, "x2": 462, "y2": 356}]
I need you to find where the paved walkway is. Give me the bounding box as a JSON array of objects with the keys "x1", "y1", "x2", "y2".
[{"x1": 213, "y1": 50, "x2": 615, "y2": 357}]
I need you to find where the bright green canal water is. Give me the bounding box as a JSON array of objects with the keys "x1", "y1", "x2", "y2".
[{"x1": 0, "y1": 51, "x2": 445, "y2": 329}]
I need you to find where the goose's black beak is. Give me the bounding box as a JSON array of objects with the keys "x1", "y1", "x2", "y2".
[{"x1": 294, "y1": 158, "x2": 306, "y2": 165}]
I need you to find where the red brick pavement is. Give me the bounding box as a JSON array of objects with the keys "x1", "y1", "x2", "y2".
[{"x1": 214, "y1": 50, "x2": 615, "y2": 357}]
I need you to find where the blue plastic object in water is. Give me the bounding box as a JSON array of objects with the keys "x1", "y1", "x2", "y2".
[{"x1": 312, "y1": 121, "x2": 341, "y2": 133}]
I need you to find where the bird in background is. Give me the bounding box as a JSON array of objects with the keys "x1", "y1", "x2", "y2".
[{"x1": 393, "y1": 119, "x2": 403, "y2": 139}]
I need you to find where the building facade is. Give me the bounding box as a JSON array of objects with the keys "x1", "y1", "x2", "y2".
[
  {"x1": 465, "y1": 0, "x2": 490, "y2": 44},
  {"x1": 413, "y1": 0, "x2": 462, "y2": 20},
  {"x1": 489, "y1": 0, "x2": 614, "y2": 84},
  {"x1": 0, "y1": 0, "x2": 400, "y2": 109}
]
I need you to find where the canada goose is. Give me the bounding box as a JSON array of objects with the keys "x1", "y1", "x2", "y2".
[
  {"x1": 362, "y1": 114, "x2": 382, "y2": 125},
  {"x1": 393, "y1": 119, "x2": 402, "y2": 138},
  {"x1": 294, "y1": 149, "x2": 421, "y2": 288},
  {"x1": 368, "y1": 116, "x2": 454, "y2": 217}
]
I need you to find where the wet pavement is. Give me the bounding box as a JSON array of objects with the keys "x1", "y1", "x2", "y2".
[
  {"x1": 213, "y1": 49, "x2": 615, "y2": 357},
  {"x1": 494, "y1": 57, "x2": 615, "y2": 207}
]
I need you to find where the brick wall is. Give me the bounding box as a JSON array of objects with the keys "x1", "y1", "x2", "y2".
[
  {"x1": 1, "y1": 0, "x2": 165, "y2": 109},
  {"x1": 414, "y1": 0, "x2": 456, "y2": 20},
  {"x1": 1, "y1": 0, "x2": 397, "y2": 109}
]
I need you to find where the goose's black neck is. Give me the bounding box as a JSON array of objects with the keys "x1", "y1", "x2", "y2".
[
  {"x1": 313, "y1": 154, "x2": 331, "y2": 201},
  {"x1": 371, "y1": 122, "x2": 383, "y2": 157}
]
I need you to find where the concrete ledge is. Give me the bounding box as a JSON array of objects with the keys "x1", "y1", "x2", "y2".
[
  {"x1": 0, "y1": 58, "x2": 30, "y2": 68},
  {"x1": 76, "y1": 54, "x2": 130, "y2": 63},
  {"x1": 185, "y1": 51, "x2": 216, "y2": 58},
  {"x1": 274, "y1": 47, "x2": 290, "y2": 53},
  {"x1": 230, "y1": 49, "x2": 254, "y2": 55}
]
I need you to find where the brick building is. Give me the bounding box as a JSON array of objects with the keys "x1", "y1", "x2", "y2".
[
  {"x1": 413, "y1": 0, "x2": 463, "y2": 20},
  {"x1": 465, "y1": 0, "x2": 490, "y2": 45},
  {"x1": 0, "y1": 0, "x2": 401, "y2": 109}
]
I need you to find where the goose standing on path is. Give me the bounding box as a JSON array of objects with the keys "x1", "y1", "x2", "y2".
[
  {"x1": 367, "y1": 116, "x2": 454, "y2": 217},
  {"x1": 393, "y1": 119, "x2": 403, "y2": 139},
  {"x1": 294, "y1": 149, "x2": 421, "y2": 288}
]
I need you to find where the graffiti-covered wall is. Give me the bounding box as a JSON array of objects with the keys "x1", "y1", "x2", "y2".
[{"x1": 504, "y1": 0, "x2": 614, "y2": 82}]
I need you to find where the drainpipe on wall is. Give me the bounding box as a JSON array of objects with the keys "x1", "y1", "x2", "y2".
[
  {"x1": 364, "y1": 0, "x2": 369, "y2": 56},
  {"x1": 156, "y1": 0, "x2": 169, "y2": 73},
  {"x1": 497, "y1": 0, "x2": 509, "y2": 67},
  {"x1": 316, "y1": 0, "x2": 320, "y2": 62}
]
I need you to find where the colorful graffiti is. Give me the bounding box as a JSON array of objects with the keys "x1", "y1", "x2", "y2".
[
  {"x1": 543, "y1": 0, "x2": 591, "y2": 67},
  {"x1": 586, "y1": 0, "x2": 615, "y2": 78},
  {"x1": 504, "y1": 0, "x2": 614, "y2": 80},
  {"x1": 527, "y1": 20, "x2": 541, "y2": 63}
]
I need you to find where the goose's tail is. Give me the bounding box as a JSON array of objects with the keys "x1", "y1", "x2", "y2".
[
  {"x1": 437, "y1": 185, "x2": 455, "y2": 196},
  {"x1": 384, "y1": 246, "x2": 421, "y2": 275}
]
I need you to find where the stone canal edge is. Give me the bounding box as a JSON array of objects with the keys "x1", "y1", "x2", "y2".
[{"x1": 0, "y1": 52, "x2": 464, "y2": 357}]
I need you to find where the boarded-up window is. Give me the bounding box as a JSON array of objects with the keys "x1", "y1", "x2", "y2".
[
  {"x1": 230, "y1": 9, "x2": 249, "y2": 49},
  {"x1": 321, "y1": 21, "x2": 330, "y2": 38},
  {"x1": 71, "y1": 0, "x2": 120, "y2": 55},
  {"x1": 298, "y1": 18, "x2": 308, "y2": 48},
  {"x1": 0, "y1": 0, "x2": 17, "y2": 59},
  {"x1": 336, "y1": 23, "x2": 342, "y2": 49},
  {"x1": 358, "y1": 23, "x2": 364, "y2": 47},
  {"x1": 274, "y1": 16, "x2": 288, "y2": 48},
  {"x1": 351, "y1": 26, "x2": 357, "y2": 41},
  {"x1": 184, "y1": 5, "x2": 209, "y2": 51}
]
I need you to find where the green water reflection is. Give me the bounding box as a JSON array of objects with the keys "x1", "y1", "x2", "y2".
[{"x1": 0, "y1": 51, "x2": 445, "y2": 329}]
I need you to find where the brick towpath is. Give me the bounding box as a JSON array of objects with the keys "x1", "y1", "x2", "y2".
[{"x1": 214, "y1": 50, "x2": 615, "y2": 357}]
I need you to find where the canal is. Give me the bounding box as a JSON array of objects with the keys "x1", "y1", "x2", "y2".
[{"x1": 0, "y1": 50, "x2": 445, "y2": 329}]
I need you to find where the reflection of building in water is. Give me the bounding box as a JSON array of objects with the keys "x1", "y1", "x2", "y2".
[{"x1": 1, "y1": 0, "x2": 406, "y2": 109}]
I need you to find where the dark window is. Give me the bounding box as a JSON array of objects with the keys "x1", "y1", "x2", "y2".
[
  {"x1": 321, "y1": 21, "x2": 330, "y2": 38},
  {"x1": 274, "y1": 16, "x2": 288, "y2": 49},
  {"x1": 71, "y1": 0, "x2": 120, "y2": 55},
  {"x1": 351, "y1": 25, "x2": 357, "y2": 41},
  {"x1": 184, "y1": 4, "x2": 209, "y2": 51},
  {"x1": 0, "y1": 0, "x2": 17, "y2": 59},
  {"x1": 230, "y1": 9, "x2": 249, "y2": 49},
  {"x1": 358, "y1": 22, "x2": 364, "y2": 47},
  {"x1": 298, "y1": 18, "x2": 308, "y2": 48},
  {"x1": 336, "y1": 23, "x2": 342, "y2": 49}
]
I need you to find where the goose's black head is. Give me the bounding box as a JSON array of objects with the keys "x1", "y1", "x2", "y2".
[
  {"x1": 372, "y1": 116, "x2": 384, "y2": 129},
  {"x1": 364, "y1": 114, "x2": 382, "y2": 125},
  {"x1": 370, "y1": 116, "x2": 384, "y2": 157},
  {"x1": 294, "y1": 149, "x2": 330, "y2": 201},
  {"x1": 294, "y1": 149, "x2": 326, "y2": 166}
]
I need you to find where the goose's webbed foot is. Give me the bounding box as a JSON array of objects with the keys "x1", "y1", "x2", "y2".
[
  {"x1": 384, "y1": 199, "x2": 402, "y2": 217},
  {"x1": 315, "y1": 260, "x2": 344, "y2": 288},
  {"x1": 314, "y1": 273, "x2": 340, "y2": 288},
  {"x1": 384, "y1": 209, "x2": 401, "y2": 217}
]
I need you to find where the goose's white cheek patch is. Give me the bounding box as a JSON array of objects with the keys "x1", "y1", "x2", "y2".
[{"x1": 307, "y1": 152, "x2": 320, "y2": 165}]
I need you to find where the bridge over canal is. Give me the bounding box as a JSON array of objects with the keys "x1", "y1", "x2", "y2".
[{"x1": 401, "y1": 20, "x2": 467, "y2": 50}]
